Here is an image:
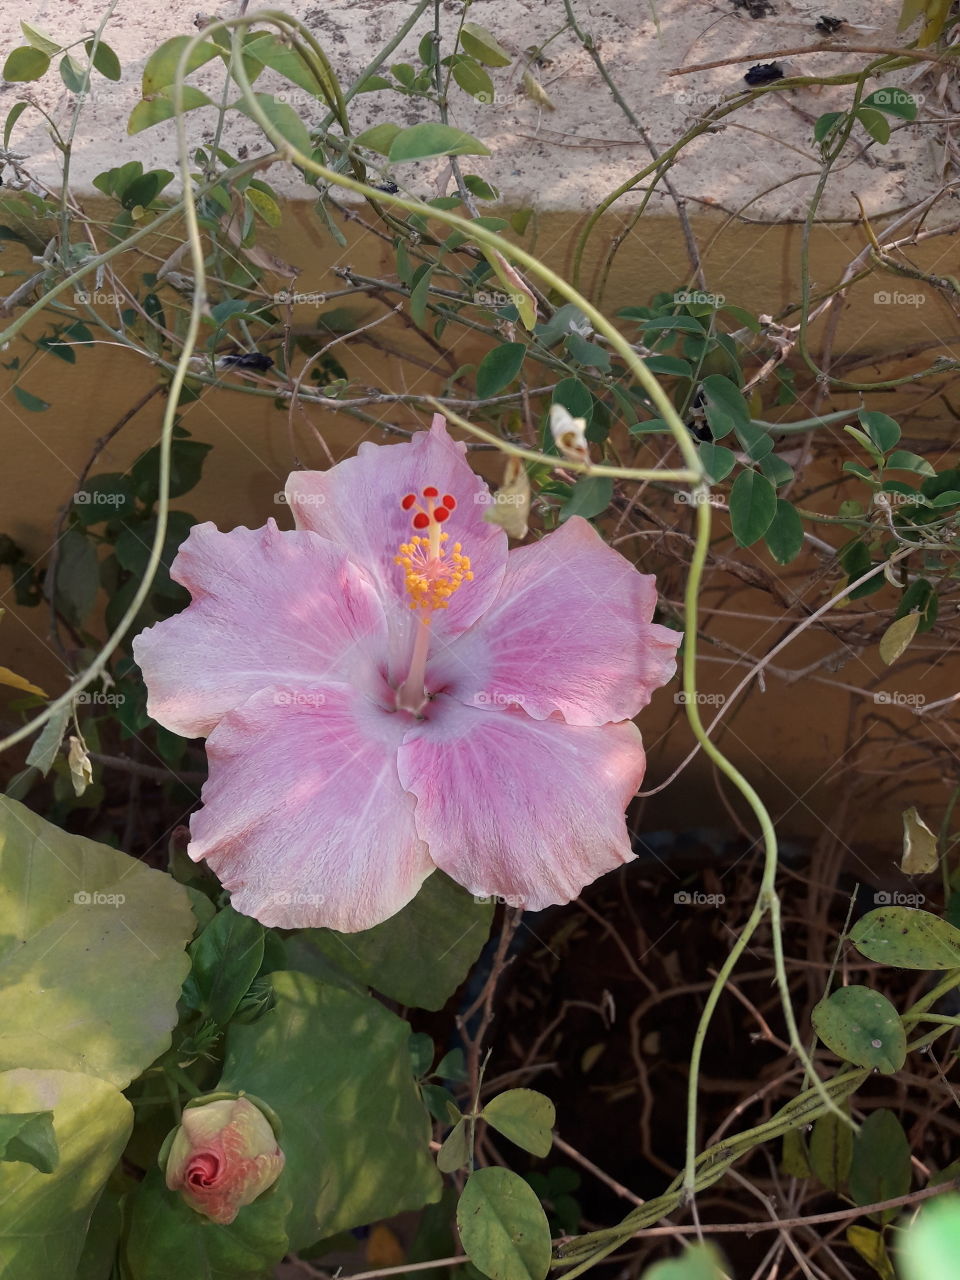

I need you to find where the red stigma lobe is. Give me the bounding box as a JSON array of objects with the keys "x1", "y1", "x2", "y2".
[
  {"x1": 412, "y1": 512, "x2": 430, "y2": 530},
  {"x1": 401, "y1": 493, "x2": 417, "y2": 510},
  {"x1": 434, "y1": 507, "x2": 450, "y2": 523},
  {"x1": 422, "y1": 486, "x2": 439, "y2": 498},
  {"x1": 442, "y1": 494, "x2": 456, "y2": 509}
]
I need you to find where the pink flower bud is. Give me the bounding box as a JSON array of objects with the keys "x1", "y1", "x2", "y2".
[{"x1": 163, "y1": 1095, "x2": 284, "y2": 1224}]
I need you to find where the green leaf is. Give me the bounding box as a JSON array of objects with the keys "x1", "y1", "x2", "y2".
[
  {"x1": 388, "y1": 123, "x2": 490, "y2": 162},
  {"x1": 20, "y1": 21, "x2": 60, "y2": 55},
  {"x1": 559, "y1": 476, "x2": 613, "y2": 523},
  {"x1": 218, "y1": 971, "x2": 442, "y2": 1248},
  {"x1": 242, "y1": 32, "x2": 338, "y2": 103},
  {"x1": 52, "y1": 527, "x2": 99, "y2": 625},
  {"x1": 85, "y1": 39, "x2": 121, "y2": 81},
  {"x1": 354, "y1": 122, "x2": 401, "y2": 154},
  {"x1": 114, "y1": 511, "x2": 197, "y2": 601},
  {"x1": 437, "y1": 1117, "x2": 471, "y2": 1173},
  {"x1": 240, "y1": 92, "x2": 313, "y2": 156},
  {"x1": 12, "y1": 385, "x2": 49, "y2": 412},
  {"x1": 759, "y1": 452, "x2": 795, "y2": 487},
  {"x1": 850, "y1": 906, "x2": 960, "y2": 969},
  {"x1": 452, "y1": 57, "x2": 495, "y2": 103},
  {"x1": 701, "y1": 374, "x2": 749, "y2": 440},
  {"x1": 477, "y1": 342, "x2": 526, "y2": 398},
  {"x1": 859, "y1": 410, "x2": 901, "y2": 453},
  {"x1": 141, "y1": 36, "x2": 219, "y2": 94},
  {"x1": 814, "y1": 111, "x2": 844, "y2": 142},
  {"x1": 697, "y1": 442, "x2": 736, "y2": 483},
  {"x1": 124, "y1": 1168, "x2": 290, "y2": 1280},
  {"x1": 25, "y1": 704, "x2": 70, "y2": 776},
  {"x1": 0, "y1": 1111, "x2": 58, "y2": 1172},
  {"x1": 0, "y1": 1069, "x2": 132, "y2": 1280},
  {"x1": 291, "y1": 872, "x2": 493, "y2": 1011},
  {"x1": 640, "y1": 1244, "x2": 726, "y2": 1280},
  {"x1": 410, "y1": 264, "x2": 435, "y2": 328},
  {"x1": 0, "y1": 797, "x2": 194, "y2": 1087},
  {"x1": 862, "y1": 88, "x2": 918, "y2": 120},
  {"x1": 840, "y1": 539, "x2": 883, "y2": 599},
  {"x1": 811, "y1": 986, "x2": 906, "y2": 1073},
  {"x1": 131, "y1": 435, "x2": 211, "y2": 502},
  {"x1": 460, "y1": 22, "x2": 513, "y2": 67},
  {"x1": 764, "y1": 498, "x2": 804, "y2": 565},
  {"x1": 879, "y1": 611, "x2": 921, "y2": 665},
  {"x1": 729, "y1": 470, "x2": 777, "y2": 546},
  {"x1": 3, "y1": 102, "x2": 29, "y2": 147},
  {"x1": 856, "y1": 107, "x2": 891, "y2": 144},
  {"x1": 2, "y1": 47, "x2": 50, "y2": 82},
  {"x1": 482, "y1": 1089, "x2": 555, "y2": 1157},
  {"x1": 809, "y1": 1109, "x2": 853, "y2": 1193},
  {"x1": 902, "y1": 1195, "x2": 960, "y2": 1280},
  {"x1": 846, "y1": 1225, "x2": 895, "y2": 1280},
  {"x1": 128, "y1": 86, "x2": 213, "y2": 134},
  {"x1": 187, "y1": 906, "x2": 266, "y2": 1027},
  {"x1": 551, "y1": 377, "x2": 593, "y2": 423},
  {"x1": 59, "y1": 54, "x2": 85, "y2": 94},
  {"x1": 849, "y1": 1109, "x2": 911, "y2": 1221},
  {"x1": 644, "y1": 355, "x2": 692, "y2": 377},
  {"x1": 457, "y1": 1167, "x2": 551, "y2": 1280},
  {"x1": 896, "y1": 578, "x2": 938, "y2": 632},
  {"x1": 885, "y1": 449, "x2": 936, "y2": 476}
]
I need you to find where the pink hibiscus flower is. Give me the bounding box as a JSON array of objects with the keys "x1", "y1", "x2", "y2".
[{"x1": 133, "y1": 415, "x2": 680, "y2": 932}]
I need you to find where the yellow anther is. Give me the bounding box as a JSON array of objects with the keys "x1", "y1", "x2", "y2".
[{"x1": 394, "y1": 532, "x2": 473, "y2": 612}]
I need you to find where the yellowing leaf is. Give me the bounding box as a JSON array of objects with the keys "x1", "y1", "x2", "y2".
[
  {"x1": 521, "y1": 71, "x2": 554, "y2": 110},
  {"x1": 0, "y1": 667, "x2": 46, "y2": 698},
  {"x1": 901, "y1": 806, "x2": 938, "y2": 875},
  {"x1": 67, "y1": 735, "x2": 93, "y2": 798},
  {"x1": 484, "y1": 455, "x2": 530, "y2": 540},
  {"x1": 847, "y1": 1225, "x2": 895, "y2": 1280},
  {"x1": 879, "y1": 611, "x2": 920, "y2": 665},
  {"x1": 481, "y1": 250, "x2": 537, "y2": 330}
]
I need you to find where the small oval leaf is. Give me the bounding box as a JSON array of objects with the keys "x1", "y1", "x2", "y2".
[
  {"x1": 811, "y1": 985, "x2": 906, "y2": 1073},
  {"x1": 457, "y1": 1167, "x2": 551, "y2": 1280},
  {"x1": 850, "y1": 906, "x2": 960, "y2": 970},
  {"x1": 481, "y1": 1089, "x2": 555, "y2": 1157}
]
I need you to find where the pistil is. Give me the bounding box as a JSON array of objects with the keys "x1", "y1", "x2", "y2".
[{"x1": 394, "y1": 487, "x2": 472, "y2": 714}]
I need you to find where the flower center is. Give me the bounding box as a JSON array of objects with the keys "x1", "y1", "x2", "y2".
[
  {"x1": 395, "y1": 488, "x2": 473, "y2": 611},
  {"x1": 394, "y1": 487, "x2": 472, "y2": 714}
]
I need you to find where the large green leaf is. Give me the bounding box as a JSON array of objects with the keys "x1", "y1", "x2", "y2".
[
  {"x1": 0, "y1": 1110, "x2": 57, "y2": 1172},
  {"x1": 0, "y1": 1068, "x2": 132, "y2": 1280},
  {"x1": 729, "y1": 470, "x2": 777, "y2": 547},
  {"x1": 849, "y1": 1109, "x2": 911, "y2": 1222},
  {"x1": 0, "y1": 797, "x2": 195, "y2": 1087},
  {"x1": 850, "y1": 906, "x2": 960, "y2": 969},
  {"x1": 293, "y1": 871, "x2": 492, "y2": 1010},
  {"x1": 218, "y1": 971, "x2": 442, "y2": 1249},
  {"x1": 388, "y1": 123, "x2": 490, "y2": 162},
  {"x1": 457, "y1": 1167, "x2": 551, "y2": 1280},
  {"x1": 124, "y1": 1169, "x2": 291, "y2": 1280}
]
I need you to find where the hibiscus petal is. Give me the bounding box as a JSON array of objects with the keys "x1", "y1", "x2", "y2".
[
  {"x1": 427, "y1": 516, "x2": 681, "y2": 725},
  {"x1": 189, "y1": 683, "x2": 434, "y2": 930},
  {"x1": 284, "y1": 415, "x2": 507, "y2": 679},
  {"x1": 397, "y1": 698, "x2": 643, "y2": 911},
  {"x1": 133, "y1": 520, "x2": 390, "y2": 737}
]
